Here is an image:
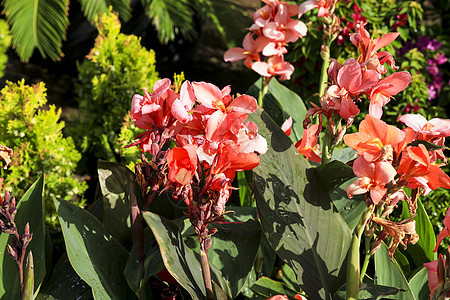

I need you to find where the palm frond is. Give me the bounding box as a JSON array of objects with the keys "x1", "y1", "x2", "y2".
[
  {"x1": 78, "y1": 0, "x2": 132, "y2": 23},
  {"x1": 2, "y1": 0, "x2": 70, "y2": 62},
  {"x1": 142, "y1": 0, "x2": 195, "y2": 44}
]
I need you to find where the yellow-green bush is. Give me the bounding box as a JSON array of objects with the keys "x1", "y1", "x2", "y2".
[
  {"x1": 0, "y1": 80, "x2": 87, "y2": 223},
  {"x1": 72, "y1": 9, "x2": 159, "y2": 163}
]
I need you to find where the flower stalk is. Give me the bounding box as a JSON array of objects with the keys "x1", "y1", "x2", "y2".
[{"x1": 200, "y1": 242, "x2": 214, "y2": 300}]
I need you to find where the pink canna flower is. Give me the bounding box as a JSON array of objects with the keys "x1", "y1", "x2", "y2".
[
  {"x1": 298, "y1": 0, "x2": 335, "y2": 18},
  {"x1": 262, "y1": 3, "x2": 307, "y2": 43},
  {"x1": 367, "y1": 71, "x2": 412, "y2": 118},
  {"x1": 346, "y1": 156, "x2": 397, "y2": 204},
  {"x1": 398, "y1": 114, "x2": 450, "y2": 139},
  {"x1": 223, "y1": 33, "x2": 269, "y2": 68},
  {"x1": 252, "y1": 55, "x2": 295, "y2": 80},
  {"x1": 281, "y1": 116, "x2": 292, "y2": 136},
  {"x1": 295, "y1": 123, "x2": 321, "y2": 163},
  {"x1": 350, "y1": 23, "x2": 400, "y2": 64},
  {"x1": 434, "y1": 207, "x2": 450, "y2": 252},
  {"x1": 344, "y1": 114, "x2": 405, "y2": 162}
]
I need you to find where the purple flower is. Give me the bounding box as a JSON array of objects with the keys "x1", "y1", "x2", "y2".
[
  {"x1": 435, "y1": 53, "x2": 448, "y2": 65},
  {"x1": 426, "y1": 62, "x2": 439, "y2": 76},
  {"x1": 417, "y1": 36, "x2": 442, "y2": 51},
  {"x1": 428, "y1": 84, "x2": 437, "y2": 100}
]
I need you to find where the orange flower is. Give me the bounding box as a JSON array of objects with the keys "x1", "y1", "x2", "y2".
[
  {"x1": 295, "y1": 124, "x2": 321, "y2": 163},
  {"x1": 166, "y1": 144, "x2": 198, "y2": 186},
  {"x1": 344, "y1": 114, "x2": 405, "y2": 162}
]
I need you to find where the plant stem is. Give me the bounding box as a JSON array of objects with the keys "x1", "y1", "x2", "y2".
[
  {"x1": 360, "y1": 235, "x2": 371, "y2": 282},
  {"x1": 346, "y1": 206, "x2": 374, "y2": 300},
  {"x1": 318, "y1": 45, "x2": 330, "y2": 97},
  {"x1": 130, "y1": 184, "x2": 145, "y2": 299},
  {"x1": 200, "y1": 244, "x2": 214, "y2": 300},
  {"x1": 258, "y1": 77, "x2": 270, "y2": 107},
  {"x1": 321, "y1": 131, "x2": 333, "y2": 164}
]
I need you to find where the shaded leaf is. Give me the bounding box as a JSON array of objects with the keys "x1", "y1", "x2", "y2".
[
  {"x1": 249, "y1": 109, "x2": 352, "y2": 299},
  {"x1": 54, "y1": 198, "x2": 133, "y2": 299},
  {"x1": 330, "y1": 179, "x2": 366, "y2": 232},
  {"x1": 142, "y1": 211, "x2": 207, "y2": 299},
  {"x1": 98, "y1": 160, "x2": 134, "y2": 246},
  {"x1": 123, "y1": 228, "x2": 164, "y2": 294},
  {"x1": 334, "y1": 282, "x2": 402, "y2": 299},
  {"x1": 250, "y1": 276, "x2": 299, "y2": 299},
  {"x1": 0, "y1": 175, "x2": 45, "y2": 299},
  {"x1": 314, "y1": 160, "x2": 355, "y2": 195},
  {"x1": 408, "y1": 140, "x2": 448, "y2": 151},
  {"x1": 247, "y1": 78, "x2": 307, "y2": 143},
  {"x1": 78, "y1": 0, "x2": 131, "y2": 23},
  {"x1": 237, "y1": 170, "x2": 254, "y2": 207}
]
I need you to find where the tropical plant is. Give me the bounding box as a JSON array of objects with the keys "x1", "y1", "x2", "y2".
[
  {"x1": 0, "y1": 19, "x2": 11, "y2": 78},
  {"x1": 0, "y1": 0, "x2": 249, "y2": 62}
]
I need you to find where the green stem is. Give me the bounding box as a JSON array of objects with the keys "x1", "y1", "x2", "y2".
[
  {"x1": 321, "y1": 131, "x2": 333, "y2": 164},
  {"x1": 258, "y1": 77, "x2": 269, "y2": 107},
  {"x1": 346, "y1": 206, "x2": 375, "y2": 300},
  {"x1": 318, "y1": 45, "x2": 330, "y2": 97},
  {"x1": 360, "y1": 236, "x2": 371, "y2": 282}
]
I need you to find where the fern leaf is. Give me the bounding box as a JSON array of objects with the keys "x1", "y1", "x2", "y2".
[
  {"x1": 2, "y1": 0, "x2": 70, "y2": 62},
  {"x1": 142, "y1": 0, "x2": 195, "y2": 44},
  {"x1": 78, "y1": 0, "x2": 131, "y2": 23}
]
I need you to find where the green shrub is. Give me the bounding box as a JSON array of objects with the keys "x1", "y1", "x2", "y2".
[
  {"x1": 0, "y1": 19, "x2": 11, "y2": 78},
  {"x1": 72, "y1": 9, "x2": 159, "y2": 163},
  {"x1": 0, "y1": 79, "x2": 88, "y2": 224}
]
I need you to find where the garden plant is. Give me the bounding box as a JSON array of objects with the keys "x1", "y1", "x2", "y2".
[{"x1": 0, "y1": 0, "x2": 450, "y2": 300}]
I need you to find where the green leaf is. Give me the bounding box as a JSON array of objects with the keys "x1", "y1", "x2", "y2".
[
  {"x1": 37, "y1": 254, "x2": 93, "y2": 300},
  {"x1": 374, "y1": 243, "x2": 415, "y2": 299},
  {"x1": 408, "y1": 267, "x2": 430, "y2": 300},
  {"x1": 249, "y1": 109, "x2": 352, "y2": 299},
  {"x1": 53, "y1": 198, "x2": 133, "y2": 300},
  {"x1": 401, "y1": 198, "x2": 437, "y2": 266},
  {"x1": 247, "y1": 78, "x2": 308, "y2": 143},
  {"x1": 250, "y1": 276, "x2": 299, "y2": 299},
  {"x1": 0, "y1": 175, "x2": 45, "y2": 299},
  {"x1": 142, "y1": 211, "x2": 207, "y2": 299},
  {"x1": 142, "y1": 0, "x2": 195, "y2": 43},
  {"x1": 314, "y1": 160, "x2": 355, "y2": 195},
  {"x1": 237, "y1": 170, "x2": 254, "y2": 207},
  {"x1": 78, "y1": 0, "x2": 132, "y2": 23},
  {"x1": 123, "y1": 228, "x2": 164, "y2": 294},
  {"x1": 334, "y1": 282, "x2": 402, "y2": 299},
  {"x1": 98, "y1": 160, "x2": 134, "y2": 246},
  {"x1": 3, "y1": 0, "x2": 69, "y2": 62},
  {"x1": 331, "y1": 148, "x2": 358, "y2": 163},
  {"x1": 208, "y1": 220, "x2": 261, "y2": 298},
  {"x1": 330, "y1": 179, "x2": 366, "y2": 232}
]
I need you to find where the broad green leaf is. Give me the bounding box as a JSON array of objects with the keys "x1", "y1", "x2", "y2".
[
  {"x1": 408, "y1": 140, "x2": 449, "y2": 151},
  {"x1": 314, "y1": 160, "x2": 355, "y2": 195},
  {"x1": 331, "y1": 148, "x2": 358, "y2": 163},
  {"x1": 142, "y1": 211, "x2": 207, "y2": 299},
  {"x1": 237, "y1": 170, "x2": 254, "y2": 207},
  {"x1": 401, "y1": 198, "x2": 437, "y2": 266},
  {"x1": 208, "y1": 220, "x2": 261, "y2": 298},
  {"x1": 250, "y1": 276, "x2": 299, "y2": 299},
  {"x1": 334, "y1": 282, "x2": 402, "y2": 299},
  {"x1": 54, "y1": 198, "x2": 133, "y2": 300},
  {"x1": 247, "y1": 77, "x2": 308, "y2": 143},
  {"x1": 330, "y1": 179, "x2": 366, "y2": 232},
  {"x1": 249, "y1": 109, "x2": 352, "y2": 299},
  {"x1": 280, "y1": 264, "x2": 301, "y2": 293},
  {"x1": 172, "y1": 214, "x2": 261, "y2": 299},
  {"x1": 123, "y1": 228, "x2": 164, "y2": 294},
  {"x1": 0, "y1": 175, "x2": 45, "y2": 299},
  {"x1": 408, "y1": 267, "x2": 430, "y2": 300},
  {"x1": 37, "y1": 254, "x2": 92, "y2": 300},
  {"x1": 374, "y1": 243, "x2": 414, "y2": 299},
  {"x1": 3, "y1": 0, "x2": 69, "y2": 62},
  {"x1": 98, "y1": 160, "x2": 134, "y2": 245}
]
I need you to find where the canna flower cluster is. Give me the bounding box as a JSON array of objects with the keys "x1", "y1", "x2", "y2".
[
  {"x1": 224, "y1": 0, "x2": 308, "y2": 80},
  {"x1": 344, "y1": 113, "x2": 450, "y2": 258},
  {"x1": 128, "y1": 78, "x2": 267, "y2": 250}
]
